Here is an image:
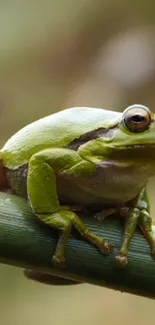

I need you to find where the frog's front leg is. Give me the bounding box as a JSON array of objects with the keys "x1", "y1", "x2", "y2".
[
  {"x1": 115, "y1": 188, "x2": 155, "y2": 267},
  {"x1": 96, "y1": 205, "x2": 140, "y2": 267},
  {"x1": 27, "y1": 148, "x2": 113, "y2": 268},
  {"x1": 115, "y1": 207, "x2": 140, "y2": 267},
  {"x1": 137, "y1": 188, "x2": 155, "y2": 257}
]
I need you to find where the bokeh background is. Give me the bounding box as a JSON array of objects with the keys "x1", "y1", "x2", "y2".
[{"x1": 1, "y1": 1, "x2": 155, "y2": 324}]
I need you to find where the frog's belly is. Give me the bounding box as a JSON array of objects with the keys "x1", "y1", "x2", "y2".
[
  {"x1": 57, "y1": 164, "x2": 147, "y2": 208},
  {"x1": 5, "y1": 163, "x2": 147, "y2": 209}
]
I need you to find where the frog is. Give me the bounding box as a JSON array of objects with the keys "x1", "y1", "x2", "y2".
[{"x1": 0, "y1": 104, "x2": 155, "y2": 268}]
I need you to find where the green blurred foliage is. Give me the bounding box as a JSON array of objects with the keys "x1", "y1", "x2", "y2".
[{"x1": 0, "y1": 1, "x2": 155, "y2": 324}]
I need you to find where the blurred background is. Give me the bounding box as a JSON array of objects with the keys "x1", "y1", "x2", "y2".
[{"x1": 1, "y1": 0, "x2": 155, "y2": 324}]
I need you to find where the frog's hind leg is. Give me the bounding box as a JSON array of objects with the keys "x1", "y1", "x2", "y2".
[{"x1": 27, "y1": 148, "x2": 113, "y2": 268}]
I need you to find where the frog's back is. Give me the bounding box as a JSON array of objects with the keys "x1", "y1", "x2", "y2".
[{"x1": 1, "y1": 107, "x2": 121, "y2": 168}]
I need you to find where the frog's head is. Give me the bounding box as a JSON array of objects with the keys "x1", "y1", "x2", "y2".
[{"x1": 102, "y1": 104, "x2": 155, "y2": 165}]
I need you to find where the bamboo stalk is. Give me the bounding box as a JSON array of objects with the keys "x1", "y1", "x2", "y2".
[{"x1": 0, "y1": 191, "x2": 155, "y2": 298}]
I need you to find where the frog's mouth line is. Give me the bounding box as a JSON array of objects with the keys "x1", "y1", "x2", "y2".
[
  {"x1": 107, "y1": 144, "x2": 155, "y2": 154},
  {"x1": 125, "y1": 144, "x2": 154, "y2": 149},
  {"x1": 125, "y1": 144, "x2": 155, "y2": 149},
  {"x1": 108, "y1": 144, "x2": 155, "y2": 150}
]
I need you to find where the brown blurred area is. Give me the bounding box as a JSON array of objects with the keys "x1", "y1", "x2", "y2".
[{"x1": 1, "y1": 1, "x2": 155, "y2": 324}]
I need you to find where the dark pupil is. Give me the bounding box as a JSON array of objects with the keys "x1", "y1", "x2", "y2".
[{"x1": 131, "y1": 114, "x2": 145, "y2": 123}]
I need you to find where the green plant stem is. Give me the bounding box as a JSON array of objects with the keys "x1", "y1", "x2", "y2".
[{"x1": 0, "y1": 191, "x2": 155, "y2": 298}]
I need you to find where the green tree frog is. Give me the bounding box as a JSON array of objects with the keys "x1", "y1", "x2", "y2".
[{"x1": 0, "y1": 104, "x2": 155, "y2": 268}]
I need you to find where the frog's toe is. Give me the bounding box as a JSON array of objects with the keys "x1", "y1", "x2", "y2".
[
  {"x1": 99, "y1": 240, "x2": 114, "y2": 255},
  {"x1": 52, "y1": 255, "x2": 66, "y2": 268},
  {"x1": 115, "y1": 254, "x2": 128, "y2": 268}
]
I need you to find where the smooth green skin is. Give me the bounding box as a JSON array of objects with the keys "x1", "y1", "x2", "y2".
[{"x1": 1, "y1": 105, "x2": 155, "y2": 268}]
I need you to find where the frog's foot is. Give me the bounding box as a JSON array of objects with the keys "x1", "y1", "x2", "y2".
[
  {"x1": 52, "y1": 255, "x2": 66, "y2": 269},
  {"x1": 115, "y1": 254, "x2": 128, "y2": 268},
  {"x1": 98, "y1": 240, "x2": 114, "y2": 255}
]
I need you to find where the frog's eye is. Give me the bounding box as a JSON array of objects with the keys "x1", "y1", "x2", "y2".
[{"x1": 122, "y1": 104, "x2": 152, "y2": 133}]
